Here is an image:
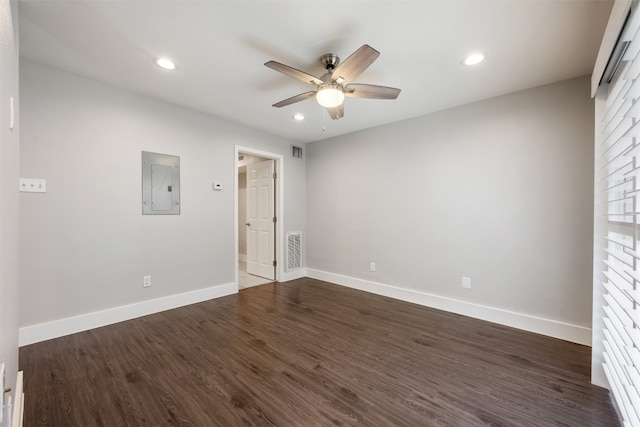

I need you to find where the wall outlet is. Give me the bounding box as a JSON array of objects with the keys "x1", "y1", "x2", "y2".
[
  {"x1": 462, "y1": 276, "x2": 471, "y2": 289},
  {"x1": 143, "y1": 275, "x2": 151, "y2": 288},
  {"x1": 370, "y1": 262, "x2": 376, "y2": 272},
  {"x1": 19, "y1": 178, "x2": 47, "y2": 193}
]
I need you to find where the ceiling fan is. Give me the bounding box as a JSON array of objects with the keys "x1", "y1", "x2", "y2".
[{"x1": 265, "y1": 44, "x2": 401, "y2": 120}]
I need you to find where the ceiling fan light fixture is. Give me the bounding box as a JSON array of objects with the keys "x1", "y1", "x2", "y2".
[{"x1": 316, "y1": 84, "x2": 345, "y2": 108}]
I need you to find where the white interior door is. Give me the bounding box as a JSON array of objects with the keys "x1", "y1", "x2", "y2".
[{"x1": 246, "y1": 159, "x2": 275, "y2": 280}]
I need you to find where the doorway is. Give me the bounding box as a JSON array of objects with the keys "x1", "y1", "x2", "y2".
[{"x1": 236, "y1": 147, "x2": 283, "y2": 289}]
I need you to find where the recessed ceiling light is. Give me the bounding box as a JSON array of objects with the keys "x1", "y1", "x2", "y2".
[
  {"x1": 292, "y1": 113, "x2": 305, "y2": 121},
  {"x1": 462, "y1": 53, "x2": 485, "y2": 66},
  {"x1": 154, "y1": 57, "x2": 176, "y2": 70}
]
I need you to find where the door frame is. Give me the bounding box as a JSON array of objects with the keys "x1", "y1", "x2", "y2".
[{"x1": 234, "y1": 145, "x2": 284, "y2": 288}]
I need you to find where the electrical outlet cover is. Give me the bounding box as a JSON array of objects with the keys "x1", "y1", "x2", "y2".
[{"x1": 462, "y1": 277, "x2": 472, "y2": 289}]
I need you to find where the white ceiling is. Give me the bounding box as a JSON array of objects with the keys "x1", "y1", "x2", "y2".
[{"x1": 18, "y1": 0, "x2": 613, "y2": 144}]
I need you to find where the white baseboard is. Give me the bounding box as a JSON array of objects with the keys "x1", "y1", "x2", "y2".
[
  {"x1": 20, "y1": 273, "x2": 591, "y2": 347},
  {"x1": 238, "y1": 253, "x2": 247, "y2": 263},
  {"x1": 306, "y1": 269, "x2": 591, "y2": 346},
  {"x1": 19, "y1": 282, "x2": 238, "y2": 346},
  {"x1": 279, "y1": 268, "x2": 308, "y2": 282}
]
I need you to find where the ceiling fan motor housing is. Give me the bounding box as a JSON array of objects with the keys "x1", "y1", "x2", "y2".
[{"x1": 320, "y1": 53, "x2": 340, "y2": 71}]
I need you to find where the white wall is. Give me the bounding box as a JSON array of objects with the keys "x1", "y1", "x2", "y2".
[
  {"x1": 0, "y1": 0, "x2": 20, "y2": 406},
  {"x1": 306, "y1": 76, "x2": 594, "y2": 343},
  {"x1": 19, "y1": 60, "x2": 305, "y2": 340}
]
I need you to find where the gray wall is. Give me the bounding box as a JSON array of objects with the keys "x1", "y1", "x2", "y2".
[
  {"x1": 306, "y1": 76, "x2": 594, "y2": 328},
  {"x1": 19, "y1": 57, "x2": 593, "y2": 340},
  {"x1": 19, "y1": 60, "x2": 305, "y2": 327},
  {"x1": 0, "y1": 0, "x2": 20, "y2": 394}
]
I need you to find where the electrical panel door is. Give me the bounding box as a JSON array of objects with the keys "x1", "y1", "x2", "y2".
[{"x1": 142, "y1": 151, "x2": 180, "y2": 215}]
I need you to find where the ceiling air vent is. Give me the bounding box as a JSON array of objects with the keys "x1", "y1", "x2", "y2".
[{"x1": 291, "y1": 145, "x2": 303, "y2": 159}]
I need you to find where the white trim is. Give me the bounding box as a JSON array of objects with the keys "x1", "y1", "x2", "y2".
[
  {"x1": 306, "y1": 269, "x2": 591, "y2": 346},
  {"x1": 19, "y1": 283, "x2": 237, "y2": 346},
  {"x1": 592, "y1": 92, "x2": 610, "y2": 389},
  {"x1": 280, "y1": 267, "x2": 308, "y2": 283},
  {"x1": 234, "y1": 146, "x2": 285, "y2": 288},
  {"x1": 238, "y1": 253, "x2": 247, "y2": 263}
]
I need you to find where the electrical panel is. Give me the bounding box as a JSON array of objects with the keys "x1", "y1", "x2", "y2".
[{"x1": 142, "y1": 151, "x2": 180, "y2": 215}]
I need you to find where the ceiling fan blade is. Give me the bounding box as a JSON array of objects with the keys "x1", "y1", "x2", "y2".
[
  {"x1": 344, "y1": 83, "x2": 401, "y2": 99},
  {"x1": 331, "y1": 45, "x2": 380, "y2": 85},
  {"x1": 272, "y1": 91, "x2": 316, "y2": 108},
  {"x1": 326, "y1": 103, "x2": 344, "y2": 120},
  {"x1": 265, "y1": 61, "x2": 323, "y2": 86}
]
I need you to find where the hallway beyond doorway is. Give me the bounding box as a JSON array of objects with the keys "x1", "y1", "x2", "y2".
[{"x1": 238, "y1": 261, "x2": 273, "y2": 289}]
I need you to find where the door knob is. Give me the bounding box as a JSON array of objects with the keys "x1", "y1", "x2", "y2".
[{"x1": 245, "y1": 222, "x2": 251, "y2": 226}]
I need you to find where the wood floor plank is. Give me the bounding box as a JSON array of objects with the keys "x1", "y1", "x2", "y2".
[{"x1": 20, "y1": 278, "x2": 620, "y2": 426}]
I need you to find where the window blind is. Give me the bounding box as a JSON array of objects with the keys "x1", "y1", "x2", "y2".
[{"x1": 598, "y1": 4, "x2": 640, "y2": 426}]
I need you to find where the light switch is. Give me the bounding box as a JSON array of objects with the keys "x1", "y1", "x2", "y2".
[
  {"x1": 19, "y1": 178, "x2": 47, "y2": 193},
  {"x1": 213, "y1": 183, "x2": 222, "y2": 191}
]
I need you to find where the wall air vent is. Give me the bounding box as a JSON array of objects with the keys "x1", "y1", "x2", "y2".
[
  {"x1": 287, "y1": 232, "x2": 302, "y2": 271},
  {"x1": 291, "y1": 145, "x2": 303, "y2": 159}
]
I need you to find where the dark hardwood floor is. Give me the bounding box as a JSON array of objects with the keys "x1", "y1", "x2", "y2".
[{"x1": 20, "y1": 278, "x2": 619, "y2": 426}]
